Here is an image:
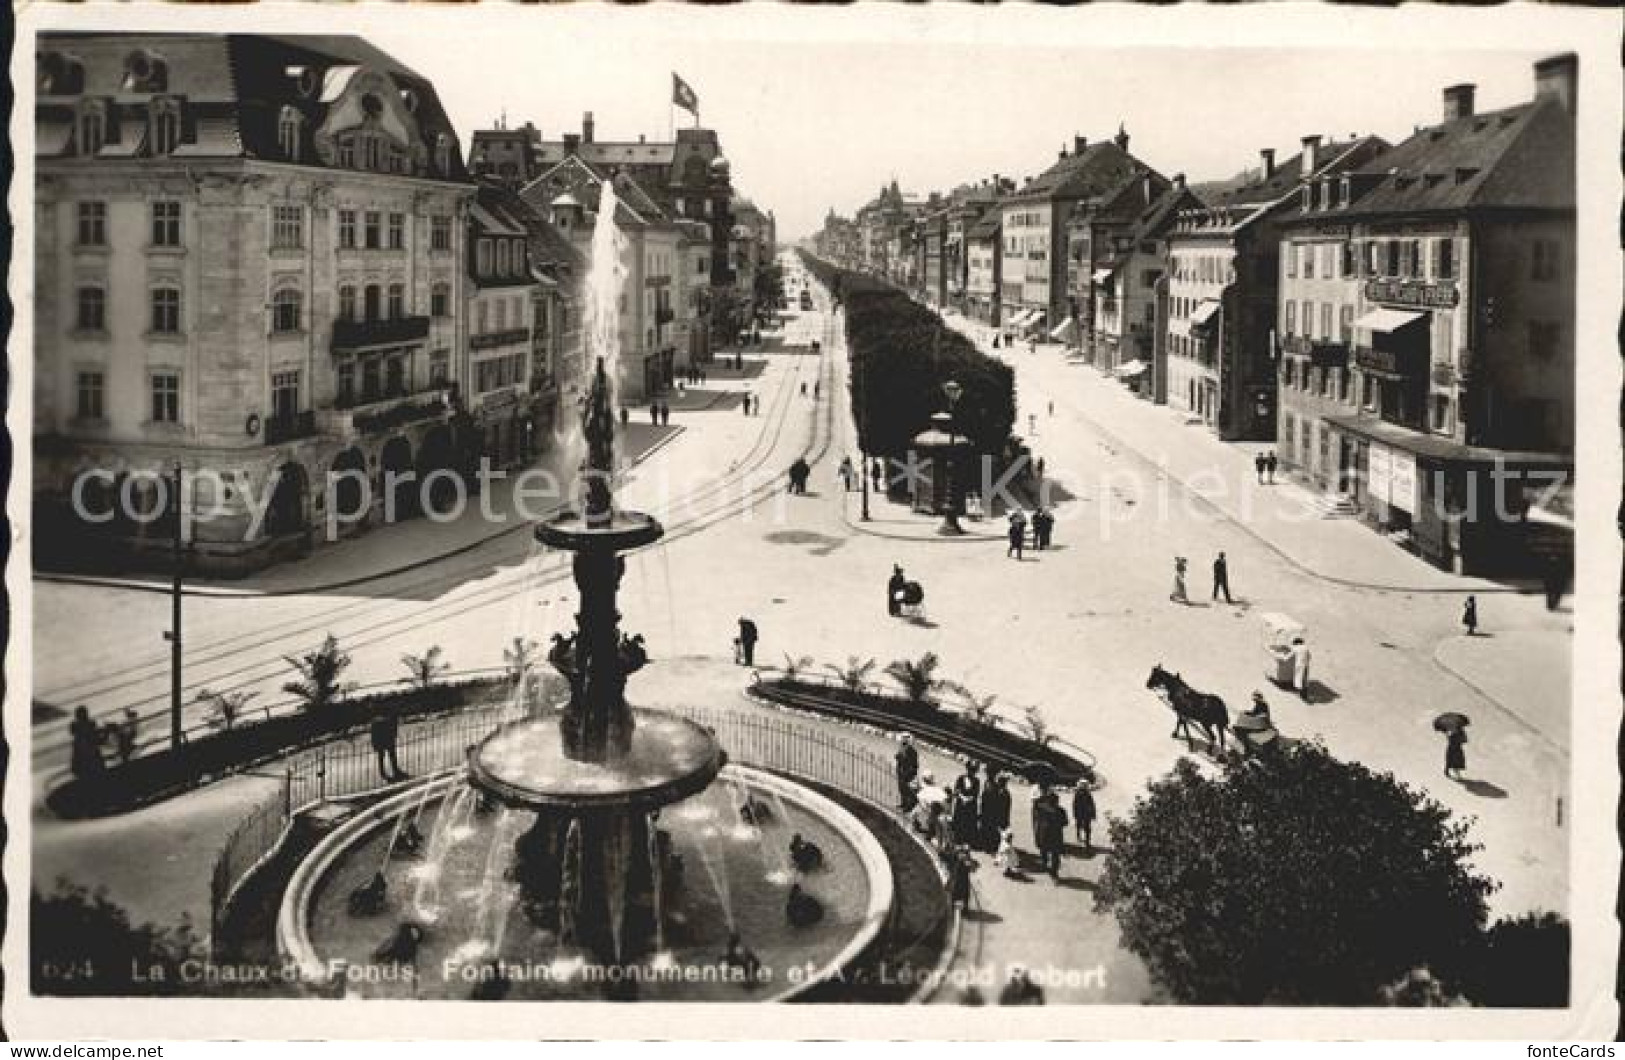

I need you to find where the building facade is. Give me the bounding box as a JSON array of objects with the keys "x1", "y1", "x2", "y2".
[
  {"x1": 1090, "y1": 177, "x2": 1201, "y2": 396},
  {"x1": 1274, "y1": 56, "x2": 1576, "y2": 574},
  {"x1": 34, "y1": 33, "x2": 475, "y2": 574}
]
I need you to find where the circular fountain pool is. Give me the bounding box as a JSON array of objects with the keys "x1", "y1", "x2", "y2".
[{"x1": 278, "y1": 765, "x2": 892, "y2": 1001}]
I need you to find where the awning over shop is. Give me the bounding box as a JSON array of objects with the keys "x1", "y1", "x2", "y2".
[
  {"x1": 1352, "y1": 307, "x2": 1426, "y2": 333},
  {"x1": 1091, "y1": 268, "x2": 1115, "y2": 284},
  {"x1": 1526, "y1": 484, "x2": 1574, "y2": 531},
  {"x1": 1189, "y1": 300, "x2": 1221, "y2": 329},
  {"x1": 1007, "y1": 308, "x2": 1035, "y2": 327},
  {"x1": 1323, "y1": 413, "x2": 1574, "y2": 469},
  {"x1": 1114, "y1": 359, "x2": 1148, "y2": 377},
  {"x1": 1025, "y1": 309, "x2": 1047, "y2": 330},
  {"x1": 1050, "y1": 317, "x2": 1078, "y2": 343}
]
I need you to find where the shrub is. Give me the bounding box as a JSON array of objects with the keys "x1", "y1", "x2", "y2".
[
  {"x1": 1020, "y1": 704, "x2": 1052, "y2": 747},
  {"x1": 826, "y1": 656, "x2": 877, "y2": 695},
  {"x1": 884, "y1": 652, "x2": 943, "y2": 706},
  {"x1": 32, "y1": 880, "x2": 206, "y2": 996},
  {"x1": 282, "y1": 634, "x2": 354, "y2": 713},
  {"x1": 1462, "y1": 911, "x2": 1570, "y2": 1006},
  {"x1": 781, "y1": 653, "x2": 815, "y2": 682},
  {"x1": 401, "y1": 645, "x2": 450, "y2": 690},
  {"x1": 503, "y1": 637, "x2": 539, "y2": 686},
  {"x1": 198, "y1": 688, "x2": 259, "y2": 732},
  {"x1": 1094, "y1": 744, "x2": 1496, "y2": 1004}
]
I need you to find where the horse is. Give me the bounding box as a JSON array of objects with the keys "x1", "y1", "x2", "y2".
[{"x1": 1146, "y1": 664, "x2": 1230, "y2": 752}]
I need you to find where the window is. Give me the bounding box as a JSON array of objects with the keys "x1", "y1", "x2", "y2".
[
  {"x1": 429, "y1": 349, "x2": 450, "y2": 385},
  {"x1": 151, "y1": 100, "x2": 181, "y2": 156},
  {"x1": 150, "y1": 287, "x2": 181, "y2": 334},
  {"x1": 1303, "y1": 244, "x2": 1315, "y2": 279},
  {"x1": 76, "y1": 286, "x2": 106, "y2": 331},
  {"x1": 1362, "y1": 373, "x2": 1377, "y2": 410},
  {"x1": 477, "y1": 239, "x2": 493, "y2": 276},
  {"x1": 476, "y1": 301, "x2": 488, "y2": 334},
  {"x1": 339, "y1": 209, "x2": 357, "y2": 249},
  {"x1": 1531, "y1": 239, "x2": 1559, "y2": 282},
  {"x1": 494, "y1": 299, "x2": 507, "y2": 331},
  {"x1": 387, "y1": 283, "x2": 405, "y2": 320},
  {"x1": 1528, "y1": 320, "x2": 1561, "y2": 360},
  {"x1": 1364, "y1": 241, "x2": 1379, "y2": 277},
  {"x1": 1284, "y1": 301, "x2": 1297, "y2": 336},
  {"x1": 388, "y1": 212, "x2": 405, "y2": 250},
  {"x1": 364, "y1": 211, "x2": 381, "y2": 250},
  {"x1": 363, "y1": 284, "x2": 381, "y2": 322},
  {"x1": 77, "y1": 202, "x2": 107, "y2": 247},
  {"x1": 385, "y1": 355, "x2": 406, "y2": 396},
  {"x1": 151, "y1": 201, "x2": 182, "y2": 248},
  {"x1": 272, "y1": 370, "x2": 300, "y2": 421},
  {"x1": 1339, "y1": 243, "x2": 1354, "y2": 279},
  {"x1": 1408, "y1": 240, "x2": 1424, "y2": 278},
  {"x1": 272, "y1": 288, "x2": 303, "y2": 333},
  {"x1": 337, "y1": 362, "x2": 356, "y2": 406},
  {"x1": 339, "y1": 285, "x2": 358, "y2": 322},
  {"x1": 430, "y1": 282, "x2": 451, "y2": 318},
  {"x1": 434, "y1": 135, "x2": 452, "y2": 175},
  {"x1": 431, "y1": 216, "x2": 452, "y2": 251},
  {"x1": 362, "y1": 358, "x2": 382, "y2": 401},
  {"x1": 1431, "y1": 394, "x2": 1453, "y2": 435},
  {"x1": 272, "y1": 205, "x2": 303, "y2": 250},
  {"x1": 364, "y1": 137, "x2": 382, "y2": 172},
  {"x1": 76, "y1": 371, "x2": 106, "y2": 420},
  {"x1": 496, "y1": 240, "x2": 511, "y2": 276},
  {"x1": 1437, "y1": 237, "x2": 1456, "y2": 280},
  {"x1": 337, "y1": 138, "x2": 355, "y2": 169},
  {"x1": 1339, "y1": 304, "x2": 1354, "y2": 342},
  {"x1": 278, "y1": 107, "x2": 302, "y2": 161},
  {"x1": 1319, "y1": 303, "x2": 1332, "y2": 341},
  {"x1": 150, "y1": 372, "x2": 180, "y2": 424},
  {"x1": 78, "y1": 103, "x2": 106, "y2": 155}
]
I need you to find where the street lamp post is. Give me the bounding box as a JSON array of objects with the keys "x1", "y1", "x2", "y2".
[
  {"x1": 940, "y1": 379, "x2": 964, "y2": 535},
  {"x1": 164, "y1": 460, "x2": 185, "y2": 750}
]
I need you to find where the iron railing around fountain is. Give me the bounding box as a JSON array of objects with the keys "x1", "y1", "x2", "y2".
[{"x1": 208, "y1": 700, "x2": 897, "y2": 951}]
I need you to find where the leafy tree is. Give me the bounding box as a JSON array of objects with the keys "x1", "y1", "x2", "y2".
[
  {"x1": 197, "y1": 688, "x2": 259, "y2": 731},
  {"x1": 1094, "y1": 744, "x2": 1497, "y2": 1005},
  {"x1": 282, "y1": 634, "x2": 354, "y2": 713},
  {"x1": 1020, "y1": 704, "x2": 1052, "y2": 746},
  {"x1": 884, "y1": 652, "x2": 943, "y2": 706},
  {"x1": 826, "y1": 656, "x2": 877, "y2": 695},
  {"x1": 32, "y1": 879, "x2": 206, "y2": 996},
  {"x1": 1461, "y1": 911, "x2": 1570, "y2": 1007},
  {"x1": 503, "y1": 637, "x2": 539, "y2": 686},
  {"x1": 401, "y1": 645, "x2": 450, "y2": 690},
  {"x1": 943, "y1": 682, "x2": 999, "y2": 727}
]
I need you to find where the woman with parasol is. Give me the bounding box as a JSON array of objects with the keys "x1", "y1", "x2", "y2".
[{"x1": 1435, "y1": 713, "x2": 1470, "y2": 780}]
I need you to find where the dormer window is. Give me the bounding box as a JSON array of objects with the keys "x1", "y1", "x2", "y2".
[
  {"x1": 434, "y1": 134, "x2": 452, "y2": 175},
  {"x1": 77, "y1": 100, "x2": 107, "y2": 156},
  {"x1": 1300, "y1": 185, "x2": 1312, "y2": 211},
  {"x1": 1319, "y1": 178, "x2": 1332, "y2": 210},
  {"x1": 278, "y1": 106, "x2": 303, "y2": 161},
  {"x1": 122, "y1": 50, "x2": 168, "y2": 93},
  {"x1": 38, "y1": 51, "x2": 86, "y2": 95},
  {"x1": 1338, "y1": 176, "x2": 1351, "y2": 207},
  {"x1": 150, "y1": 97, "x2": 183, "y2": 156}
]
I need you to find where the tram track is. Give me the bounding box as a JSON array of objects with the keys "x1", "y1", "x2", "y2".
[{"x1": 34, "y1": 320, "x2": 839, "y2": 763}]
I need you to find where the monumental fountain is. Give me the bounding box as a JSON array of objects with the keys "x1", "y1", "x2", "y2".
[{"x1": 275, "y1": 181, "x2": 892, "y2": 1001}]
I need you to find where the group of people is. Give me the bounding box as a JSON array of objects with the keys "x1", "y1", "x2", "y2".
[
  {"x1": 1169, "y1": 551, "x2": 1234, "y2": 606},
  {"x1": 798, "y1": 380, "x2": 821, "y2": 400},
  {"x1": 648, "y1": 401, "x2": 673, "y2": 427},
  {"x1": 68, "y1": 705, "x2": 142, "y2": 780},
  {"x1": 1005, "y1": 507, "x2": 1055, "y2": 559},
  {"x1": 680, "y1": 364, "x2": 708, "y2": 386},
  {"x1": 1252, "y1": 451, "x2": 1281, "y2": 484},
  {"x1": 739, "y1": 393, "x2": 759, "y2": 416}
]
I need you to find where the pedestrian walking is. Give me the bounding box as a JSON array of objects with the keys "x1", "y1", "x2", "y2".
[
  {"x1": 814, "y1": 380, "x2": 821, "y2": 400},
  {"x1": 1265, "y1": 451, "x2": 1279, "y2": 484},
  {"x1": 1032, "y1": 507, "x2": 1054, "y2": 550},
  {"x1": 69, "y1": 705, "x2": 105, "y2": 781},
  {"x1": 871, "y1": 459, "x2": 884, "y2": 493},
  {"x1": 1071, "y1": 782, "x2": 1096, "y2": 854},
  {"x1": 888, "y1": 564, "x2": 907, "y2": 617},
  {"x1": 1007, "y1": 510, "x2": 1027, "y2": 560},
  {"x1": 1444, "y1": 728, "x2": 1468, "y2": 780},
  {"x1": 1462, "y1": 595, "x2": 1479, "y2": 637},
  {"x1": 736, "y1": 617, "x2": 759, "y2": 667},
  {"x1": 113, "y1": 708, "x2": 140, "y2": 765},
  {"x1": 895, "y1": 734, "x2": 920, "y2": 812},
  {"x1": 1028, "y1": 413, "x2": 1037, "y2": 435},
  {"x1": 946, "y1": 846, "x2": 973, "y2": 912},
  {"x1": 1030, "y1": 787, "x2": 1068, "y2": 880},
  {"x1": 1170, "y1": 556, "x2": 1189, "y2": 604},
  {"x1": 999, "y1": 966, "x2": 1045, "y2": 1005},
  {"x1": 1035, "y1": 456, "x2": 1046, "y2": 483},
  {"x1": 978, "y1": 772, "x2": 1011, "y2": 853},
  {"x1": 1254, "y1": 452, "x2": 1267, "y2": 484},
  {"x1": 370, "y1": 707, "x2": 406, "y2": 783},
  {"x1": 620, "y1": 406, "x2": 630, "y2": 428},
  {"x1": 996, "y1": 828, "x2": 1019, "y2": 877},
  {"x1": 1047, "y1": 400, "x2": 1054, "y2": 417},
  {"x1": 800, "y1": 381, "x2": 807, "y2": 398},
  {"x1": 1290, "y1": 636, "x2": 1312, "y2": 700},
  {"x1": 992, "y1": 334, "x2": 1001, "y2": 350},
  {"x1": 1212, "y1": 551, "x2": 1233, "y2": 604},
  {"x1": 649, "y1": 404, "x2": 659, "y2": 425}
]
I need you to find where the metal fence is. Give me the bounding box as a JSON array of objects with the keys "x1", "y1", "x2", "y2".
[{"x1": 208, "y1": 699, "x2": 896, "y2": 948}]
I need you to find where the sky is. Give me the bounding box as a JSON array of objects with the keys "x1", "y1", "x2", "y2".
[{"x1": 374, "y1": 11, "x2": 1563, "y2": 242}]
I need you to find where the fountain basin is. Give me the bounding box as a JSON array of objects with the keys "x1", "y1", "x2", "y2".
[
  {"x1": 277, "y1": 765, "x2": 893, "y2": 1001},
  {"x1": 535, "y1": 509, "x2": 663, "y2": 553},
  {"x1": 469, "y1": 709, "x2": 724, "y2": 811}
]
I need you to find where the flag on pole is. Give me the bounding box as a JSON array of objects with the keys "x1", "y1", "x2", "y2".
[{"x1": 672, "y1": 72, "x2": 699, "y2": 117}]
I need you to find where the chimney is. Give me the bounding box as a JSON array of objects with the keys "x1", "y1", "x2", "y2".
[
  {"x1": 1074, "y1": 135, "x2": 1087, "y2": 155},
  {"x1": 1442, "y1": 83, "x2": 1476, "y2": 122},
  {"x1": 1059, "y1": 144, "x2": 1068, "y2": 160},
  {"x1": 582, "y1": 111, "x2": 595, "y2": 144},
  {"x1": 638, "y1": 133, "x2": 645, "y2": 144},
  {"x1": 563, "y1": 132, "x2": 580, "y2": 155},
  {"x1": 1173, "y1": 172, "x2": 1186, "y2": 191},
  {"x1": 1300, "y1": 134, "x2": 1322, "y2": 172},
  {"x1": 1533, "y1": 53, "x2": 1578, "y2": 116},
  {"x1": 1114, "y1": 123, "x2": 1130, "y2": 152},
  {"x1": 1260, "y1": 148, "x2": 1276, "y2": 179}
]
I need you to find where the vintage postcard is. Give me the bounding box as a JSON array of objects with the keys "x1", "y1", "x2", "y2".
[{"x1": 5, "y1": 0, "x2": 1619, "y2": 1041}]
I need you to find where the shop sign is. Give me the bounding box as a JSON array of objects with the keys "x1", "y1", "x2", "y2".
[
  {"x1": 1364, "y1": 279, "x2": 1459, "y2": 308},
  {"x1": 1354, "y1": 346, "x2": 1413, "y2": 377},
  {"x1": 1390, "y1": 451, "x2": 1418, "y2": 514},
  {"x1": 481, "y1": 388, "x2": 518, "y2": 411},
  {"x1": 1368, "y1": 445, "x2": 1392, "y2": 504},
  {"x1": 471, "y1": 328, "x2": 530, "y2": 351}
]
